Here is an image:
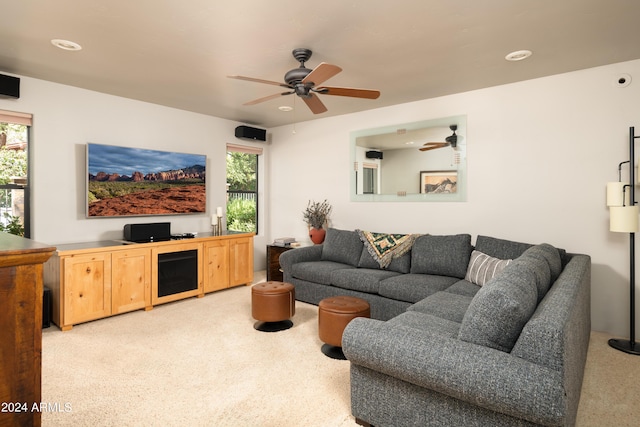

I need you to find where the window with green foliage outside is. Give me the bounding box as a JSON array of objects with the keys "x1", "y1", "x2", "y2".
[
  {"x1": 0, "y1": 117, "x2": 30, "y2": 237},
  {"x1": 226, "y1": 150, "x2": 258, "y2": 233}
]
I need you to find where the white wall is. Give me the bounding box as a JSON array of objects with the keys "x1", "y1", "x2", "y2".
[
  {"x1": 268, "y1": 59, "x2": 640, "y2": 338},
  {"x1": 0, "y1": 75, "x2": 270, "y2": 269}
]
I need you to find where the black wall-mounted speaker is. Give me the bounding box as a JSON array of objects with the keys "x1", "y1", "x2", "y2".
[
  {"x1": 0, "y1": 74, "x2": 20, "y2": 99},
  {"x1": 365, "y1": 150, "x2": 383, "y2": 160},
  {"x1": 124, "y1": 222, "x2": 171, "y2": 243},
  {"x1": 235, "y1": 125, "x2": 266, "y2": 141}
]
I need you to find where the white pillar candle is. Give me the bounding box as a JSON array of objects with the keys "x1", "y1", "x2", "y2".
[
  {"x1": 216, "y1": 207, "x2": 223, "y2": 217},
  {"x1": 211, "y1": 215, "x2": 216, "y2": 225}
]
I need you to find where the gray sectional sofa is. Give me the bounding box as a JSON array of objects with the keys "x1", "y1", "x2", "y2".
[{"x1": 279, "y1": 228, "x2": 591, "y2": 427}]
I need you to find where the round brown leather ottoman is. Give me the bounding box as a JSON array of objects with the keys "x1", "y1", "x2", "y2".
[
  {"x1": 318, "y1": 296, "x2": 370, "y2": 359},
  {"x1": 251, "y1": 281, "x2": 295, "y2": 332}
]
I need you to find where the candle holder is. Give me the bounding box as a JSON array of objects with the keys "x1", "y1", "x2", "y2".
[{"x1": 217, "y1": 216, "x2": 223, "y2": 235}]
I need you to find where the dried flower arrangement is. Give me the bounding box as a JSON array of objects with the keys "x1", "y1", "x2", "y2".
[{"x1": 303, "y1": 199, "x2": 332, "y2": 229}]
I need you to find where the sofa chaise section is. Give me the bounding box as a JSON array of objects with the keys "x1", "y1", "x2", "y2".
[{"x1": 342, "y1": 248, "x2": 591, "y2": 426}]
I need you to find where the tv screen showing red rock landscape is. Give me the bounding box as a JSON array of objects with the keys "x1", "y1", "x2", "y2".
[{"x1": 86, "y1": 143, "x2": 206, "y2": 218}]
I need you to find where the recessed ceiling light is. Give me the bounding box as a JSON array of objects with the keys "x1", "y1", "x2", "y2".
[
  {"x1": 278, "y1": 105, "x2": 293, "y2": 112},
  {"x1": 505, "y1": 50, "x2": 532, "y2": 61},
  {"x1": 51, "y1": 39, "x2": 82, "y2": 51}
]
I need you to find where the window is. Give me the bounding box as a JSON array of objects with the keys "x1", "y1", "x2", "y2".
[
  {"x1": 226, "y1": 144, "x2": 261, "y2": 233},
  {"x1": 0, "y1": 110, "x2": 31, "y2": 237},
  {"x1": 363, "y1": 164, "x2": 378, "y2": 194}
]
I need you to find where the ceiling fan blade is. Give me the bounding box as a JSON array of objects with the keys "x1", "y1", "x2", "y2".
[
  {"x1": 419, "y1": 142, "x2": 448, "y2": 151},
  {"x1": 228, "y1": 75, "x2": 290, "y2": 88},
  {"x1": 302, "y1": 93, "x2": 328, "y2": 114},
  {"x1": 243, "y1": 91, "x2": 293, "y2": 106},
  {"x1": 316, "y1": 86, "x2": 380, "y2": 99},
  {"x1": 302, "y1": 62, "x2": 342, "y2": 86}
]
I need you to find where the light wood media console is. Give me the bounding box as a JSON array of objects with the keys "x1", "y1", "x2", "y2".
[{"x1": 44, "y1": 232, "x2": 254, "y2": 331}]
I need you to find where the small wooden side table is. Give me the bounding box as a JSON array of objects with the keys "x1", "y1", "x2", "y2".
[{"x1": 266, "y1": 244, "x2": 294, "y2": 282}]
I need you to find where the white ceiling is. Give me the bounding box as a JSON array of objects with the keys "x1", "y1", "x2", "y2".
[{"x1": 1, "y1": 0, "x2": 640, "y2": 128}]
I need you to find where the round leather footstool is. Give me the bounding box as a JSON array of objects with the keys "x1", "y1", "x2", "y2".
[
  {"x1": 318, "y1": 296, "x2": 370, "y2": 359},
  {"x1": 251, "y1": 281, "x2": 295, "y2": 332}
]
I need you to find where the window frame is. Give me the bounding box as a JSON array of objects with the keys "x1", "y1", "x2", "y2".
[
  {"x1": 0, "y1": 110, "x2": 32, "y2": 238},
  {"x1": 226, "y1": 144, "x2": 261, "y2": 234}
]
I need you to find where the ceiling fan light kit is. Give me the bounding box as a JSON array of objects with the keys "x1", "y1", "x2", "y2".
[{"x1": 228, "y1": 48, "x2": 380, "y2": 114}]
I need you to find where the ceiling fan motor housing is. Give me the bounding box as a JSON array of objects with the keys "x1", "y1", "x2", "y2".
[
  {"x1": 285, "y1": 48, "x2": 314, "y2": 95},
  {"x1": 447, "y1": 125, "x2": 458, "y2": 147},
  {"x1": 285, "y1": 67, "x2": 312, "y2": 86}
]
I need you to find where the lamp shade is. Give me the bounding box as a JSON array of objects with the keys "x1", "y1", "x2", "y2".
[
  {"x1": 610, "y1": 205, "x2": 639, "y2": 232},
  {"x1": 607, "y1": 182, "x2": 629, "y2": 207}
]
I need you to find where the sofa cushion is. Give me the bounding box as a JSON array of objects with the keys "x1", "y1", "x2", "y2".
[
  {"x1": 330, "y1": 268, "x2": 400, "y2": 294},
  {"x1": 410, "y1": 234, "x2": 473, "y2": 279},
  {"x1": 291, "y1": 260, "x2": 354, "y2": 285},
  {"x1": 320, "y1": 228, "x2": 363, "y2": 267},
  {"x1": 378, "y1": 273, "x2": 459, "y2": 304},
  {"x1": 474, "y1": 235, "x2": 533, "y2": 260},
  {"x1": 443, "y1": 280, "x2": 481, "y2": 298},
  {"x1": 464, "y1": 250, "x2": 512, "y2": 286},
  {"x1": 408, "y1": 291, "x2": 474, "y2": 323},
  {"x1": 386, "y1": 311, "x2": 461, "y2": 338},
  {"x1": 521, "y1": 243, "x2": 562, "y2": 283},
  {"x1": 458, "y1": 259, "x2": 539, "y2": 352},
  {"x1": 358, "y1": 246, "x2": 411, "y2": 273},
  {"x1": 517, "y1": 243, "x2": 561, "y2": 301}
]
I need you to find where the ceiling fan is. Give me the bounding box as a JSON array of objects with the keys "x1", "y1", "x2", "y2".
[
  {"x1": 228, "y1": 48, "x2": 380, "y2": 114},
  {"x1": 419, "y1": 125, "x2": 459, "y2": 151}
]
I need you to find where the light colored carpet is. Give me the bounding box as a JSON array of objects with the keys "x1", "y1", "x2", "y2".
[
  {"x1": 41, "y1": 274, "x2": 639, "y2": 426},
  {"x1": 576, "y1": 330, "x2": 640, "y2": 426},
  {"x1": 42, "y1": 284, "x2": 355, "y2": 426}
]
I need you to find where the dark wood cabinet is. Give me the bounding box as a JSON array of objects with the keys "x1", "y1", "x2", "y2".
[
  {"x1": 266, "y1": 245, "x2": 294, "y2": 282},
  {"x1": 0, "y1": 233, "x2": 55, "y2": 427}
]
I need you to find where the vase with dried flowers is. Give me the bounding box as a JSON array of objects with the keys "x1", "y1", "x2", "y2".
[{"x1": 303, "y1": 199, "x2": 332, "y2": 244}]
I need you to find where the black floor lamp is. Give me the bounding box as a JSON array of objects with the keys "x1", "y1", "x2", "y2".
[{"x1": 606, "y1": 126, "x2": 640, "y2": 355}]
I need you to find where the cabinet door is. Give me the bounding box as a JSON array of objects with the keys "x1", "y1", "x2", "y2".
[
  {"x1": 63, "y1": 253, "x2": 111, "y2": 325},
  {"x1": 111, "y1": 248, "x2": 151, "y2": 314},
  {"x1": 204, "y1": 240, "x2": 229, "y2": 293},
  {"x1": 229, "y1": 236, "x2": 254, "y2": 286}
]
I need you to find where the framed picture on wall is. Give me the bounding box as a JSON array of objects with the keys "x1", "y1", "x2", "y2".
[{"x1": 420, "y1": 170, "x2": 458, "y2": 194}]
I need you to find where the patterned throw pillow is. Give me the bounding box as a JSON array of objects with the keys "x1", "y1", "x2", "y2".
[{"x1": 465, "y1": 250, "x2": 512, "y2": 286}]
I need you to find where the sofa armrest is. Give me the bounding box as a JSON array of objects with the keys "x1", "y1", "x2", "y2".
[
  {"x1": 278, "y1": 245, "x2": 323, "y2": 271},
  {"x1": 342, "y1": 317, "x2": 566, "y2": 426}
]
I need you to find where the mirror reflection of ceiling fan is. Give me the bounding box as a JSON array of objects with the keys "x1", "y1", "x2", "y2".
[
  {"x1": 227, "y1": 48, "x2": 381, "y2": 114},
  {"x1": 419, "y1": 125, "x2": 460, "y2": 151}
]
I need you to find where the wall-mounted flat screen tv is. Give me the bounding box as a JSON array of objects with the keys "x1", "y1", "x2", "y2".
[{"x1": 86, "y1": 143, "x2": 206, "y2": 218}]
